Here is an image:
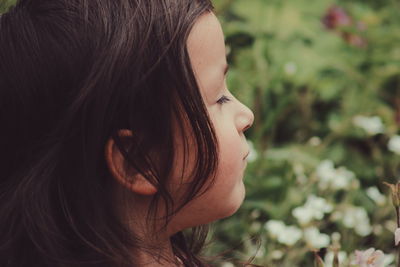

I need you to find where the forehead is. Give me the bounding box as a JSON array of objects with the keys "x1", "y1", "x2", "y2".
[{"x1": 187, "y1": 12, "x2": 226, "y2": 100}]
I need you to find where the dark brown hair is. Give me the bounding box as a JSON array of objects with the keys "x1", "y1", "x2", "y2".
[{"x1": 0, "y1": 0, "x2": 220, "y2": 266}]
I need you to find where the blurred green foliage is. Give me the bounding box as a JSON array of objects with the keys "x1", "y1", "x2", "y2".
[
  {"x1": 0, "y1": 0, "x2": 15, "y2": 14},
  {"x1": 209, "y1": 0, "x2": 400, "y2": 266}
]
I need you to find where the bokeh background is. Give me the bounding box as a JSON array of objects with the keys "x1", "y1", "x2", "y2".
[
  {"x1": 2, "y1": 0, "x2": 400, "y2": 266},
  {"x1": 209, "y1": 0, "x2": 400, "y2": 266}
]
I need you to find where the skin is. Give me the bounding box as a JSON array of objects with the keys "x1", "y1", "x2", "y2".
[
  {"x1": 105, "y1": 11, "x2": 254, "y2": 266},
  {"x1": 167, "y1": 10, "x2": 254, "y2": 232}
]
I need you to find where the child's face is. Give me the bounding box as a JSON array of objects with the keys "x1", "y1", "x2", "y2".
[{"x1": 168, "y1": 11, "x2": 254, "y2": 232}]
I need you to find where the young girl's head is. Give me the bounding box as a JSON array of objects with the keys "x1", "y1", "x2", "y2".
[{"x1": 0, "y1": 0, "x2": 254, "y2": 266}]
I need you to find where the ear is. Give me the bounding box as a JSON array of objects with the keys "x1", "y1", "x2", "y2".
[{"x1": 105, "y1": 129, "x2": 157, "y2": 196}]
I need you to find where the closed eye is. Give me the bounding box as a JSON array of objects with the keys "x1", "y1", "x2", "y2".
[{"x1": 217, "y1": 95, "x2": 231, "y2": 105}]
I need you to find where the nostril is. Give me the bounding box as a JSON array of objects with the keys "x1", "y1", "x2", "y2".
[
  {"x1": 243, "y1": 124, "x2": 251, "y2": 132},
  {"x1": 244, "y1": 118, "x2": 254, "y2": 132},
  {"x1": 238, "y1": 106, "x2": 254, "y2": 132}
]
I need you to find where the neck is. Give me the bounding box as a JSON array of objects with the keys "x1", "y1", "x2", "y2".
[
  {"x1": 135, "y1": 240, "x2": 183, "y2": 267},
  {"x1": 112, "y1": 182, "x2": 183, "y2": 266}
]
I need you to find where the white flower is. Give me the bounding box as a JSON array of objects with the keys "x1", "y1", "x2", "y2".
[
  {"x1": 309, "y1": 136, "x2": 322, "y2": 146},
  {"x1": 278, "y1": 225, "x2": 302, "y2": 246},
  {"x1": 351, "y1": 248, "x2": 385, "y2": 267},
  {"x1": 324, "y1": 251, "x2": 347, "y2": 267},
  {"x1": 316, "y1": 160, "x2": 336, "y2": 179},
  {"x1": 353, "y1": 115, "x2": 385, "y2": 135},
  {"x1": 250, "y1": 209, "x2": 261, "y2": 219},
  {"x1": 292, "y1": 195, "x2": 333, "y2": 225},
  {"x1": 340, "y1": 206, "x2": 372, "y2": 236},
  {"x1": 293, "y1": 163, "x2": 308, "y2": 184},
  {"x1": 366, "y1": 187, "x2": 386, "y2": 206},
  {"x1": 342, "y1": 207, "x2": 365, "y2": 227},
  {"x1": 292, "y1": 205, "x2": 315, "y2": 225},
  {"x1": 246, "y1": 140, "x2": 258, "y2": 162},
  {"x1": 383, "y1": 253, "x2": 395, "y2": 267},
  {"x1": 271, "y1": 250, "x2": 284, "y2": 260},
  {"x1": 307, "y1": 195, "x2": 334, "y2": 216},
  {"x1": 316, "y1": 160, "x2": 355, "y2": 190},
  {"x1": 303, "y1": 227, "x2": 330, "y2": 249},
  {"x1": 220, "y1": 262, "x2": 235, "y2": 267},
  {"x1": 265, "y1": 220, "x2": 302, "y2": 246},
  {"x1": 265, "y1": 220, "x2": 286, "y2": 238},
  {"x1": 357, "y1": 223, "x2": 373, "y2": 237},
  {"x1": 388, "y1": 135, "x2": 400, "y2": 155},
  {"x1": 335, "y1": 167, "x2": 356, "y2": 188}
]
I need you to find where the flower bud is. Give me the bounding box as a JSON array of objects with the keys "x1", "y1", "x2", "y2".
[
  {"x1": 313, "y1": 250, "x2": 325, "y2": 267},
  {"x1": 332, "y1": 247, "x2": 340, "y2": 267},
  {"x1": 395, "y1": 228, "x2": 400, "y2": 246},
  {"x1": 383, "y1": 181, "x2": 400, "y2": 207}
]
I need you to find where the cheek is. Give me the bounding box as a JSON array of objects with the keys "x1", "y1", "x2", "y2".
[
  {"x1": 216, "y1": 127, "x2": 247, "y2": 185},
  {"x1": 217, "y1": 130, "x2": 244, "y2": 172},
  {"x1": 216, "y1": 151, "x2": 246, "y2": 196}
]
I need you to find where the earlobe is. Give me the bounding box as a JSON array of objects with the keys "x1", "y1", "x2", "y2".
[{"x1": 104, "y1": 129, "x2": 157, "y2": 196}]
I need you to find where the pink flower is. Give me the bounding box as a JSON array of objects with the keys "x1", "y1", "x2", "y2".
[
  {"x1": 322, "y1": 5, "x2": 352, "y2": 30},
  {"x1": 395, "y1": 228, "x2": 400, "y2": 246},
  {"x1": 351, "y1": 248, "x2": 384, "y2": 267}
]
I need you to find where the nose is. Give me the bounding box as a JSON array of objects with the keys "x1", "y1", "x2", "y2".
[{"x1": 237, "y1": 102, "x2": 254, "y2": 133}]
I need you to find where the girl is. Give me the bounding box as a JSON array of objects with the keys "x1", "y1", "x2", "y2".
[{"x1": 0, "y1": 0, "x2": 254, "y2": 266}]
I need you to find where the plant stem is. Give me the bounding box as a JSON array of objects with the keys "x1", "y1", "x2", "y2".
[
  {"x1": 398, "y1": 247, "x2": 400, "y2": 267},
  {"x1": 396, "y1": 207, "x2": 400, "y2": 267},
  {"x1": 397, "y1": 207, "x2": 400, "y2": 227}
]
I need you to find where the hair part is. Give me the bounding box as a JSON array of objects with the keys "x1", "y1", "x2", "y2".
[{"x1": 0, "y1": 0, "x2": 218, "y2": 266}]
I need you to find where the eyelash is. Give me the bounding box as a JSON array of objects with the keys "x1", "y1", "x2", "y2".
[{"x1": 217, "y1": 95, "x2": 231, "y2": 105}]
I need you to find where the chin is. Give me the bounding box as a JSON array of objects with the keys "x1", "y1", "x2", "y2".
[
  {"x1": 219, "y1": 189, "x2": 246, "y2": 219},
  {"x1": 168, "y1": 184, "x2": 246, "y2": 231},
  {"x1": 222, "y1": 204, "x2": 242, "y2": 219}
]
